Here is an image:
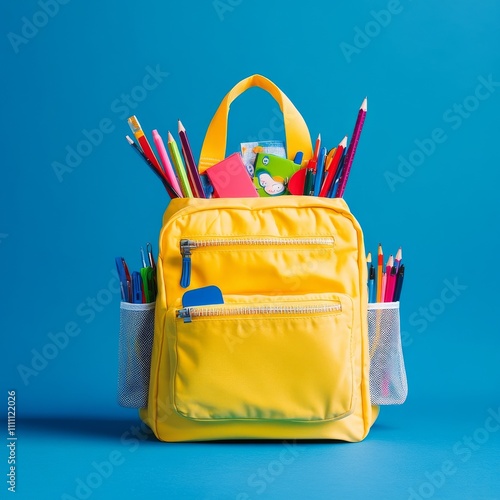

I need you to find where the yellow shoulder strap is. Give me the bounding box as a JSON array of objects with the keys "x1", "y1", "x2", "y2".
[{"x1": 199, "y1": 74, "x2": 313, "y2": 173}]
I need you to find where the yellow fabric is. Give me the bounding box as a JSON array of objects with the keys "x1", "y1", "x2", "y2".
[
  {"x1": 140, "y1": 196, "x2": 375, "y2": 442},
  {"x1": 198, "y1": 74, "x2": 314, "y2": 173}
]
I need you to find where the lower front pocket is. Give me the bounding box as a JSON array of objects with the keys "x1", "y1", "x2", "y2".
[{"x1": 169, "y1": 293, "x2": 355, "y2": 422}]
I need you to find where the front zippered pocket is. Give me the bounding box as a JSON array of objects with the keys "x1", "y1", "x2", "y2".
[
  {"x1": 179, "y1": 236, "x2": 335, "y2": 288},
  {"x1": 168, "y1": 292, "x2": 355, "y2": 422},
  {"x1": 177, "y1": 301, "x2": 342, "y2": 323}
]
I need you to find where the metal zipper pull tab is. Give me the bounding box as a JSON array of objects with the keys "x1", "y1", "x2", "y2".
[
  {"x1": 177, "y1": 307, "x2": 193, "y2": 323},
  {"x1": 180, "y1": 239, "x2": 196, "y2": 288}
]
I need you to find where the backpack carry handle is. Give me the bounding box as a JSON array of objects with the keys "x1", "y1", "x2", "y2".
[{"x1": 198, "y1": 74, "x2": 313, "y2": 173}]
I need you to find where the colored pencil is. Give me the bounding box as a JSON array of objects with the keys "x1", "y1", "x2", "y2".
[
  {"x1": 152, "y1": 130, "x2": 183, "y2": 197},
  {"x1": 394, "y1": 247, "x2": 403, "y2": 273},
  {"x1": 320, "y1": 136, "x2": 347, "y2": 197},
  {"x1": 376, "y1": 244, "x2": 383, "y2": 302},
  {"x1": 313, "y1": 133, "x2": 321, "y2": 162},
  {"x1": 167, "y1": 132, "x2": 193, "y2": 198},
  {"x1": 385, "y1": 257, "x2": 397, "y2": 302},
  {"x1": 336, "y1": 98, "x2": 367, "y2": 198},
  {"x1": 381, "y1": 272, "x2": 387, "y2": 304},
  {"x1": 178, "y1": 120, "x2": 206, "y2": 198},
  {"x1": 126, "y1": 135, "x2": 181, "y2": 199},
  {"x1": 127, "y1": 116, "x2": 164, "y2": 176},
  {"x1": 384, "y1": 255, "x2": 393, "y2": 298}
]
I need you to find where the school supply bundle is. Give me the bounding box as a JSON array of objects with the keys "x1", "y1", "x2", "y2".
[
  {"x1": 116, "y1": 74, "x2": 408, "y2": 442},
  {"x1": 366, "y1": 245, "x2": 408, "y2": 405}
]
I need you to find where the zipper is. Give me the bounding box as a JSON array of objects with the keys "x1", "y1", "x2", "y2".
[
  {"x1": 179, "y1": 236, "x2": 335, "y2": 288},
  {"x1": 176, "y1": 302, "x2": 342, "y2": 323}
]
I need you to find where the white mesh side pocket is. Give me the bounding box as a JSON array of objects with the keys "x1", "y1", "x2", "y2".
[
  {"x1": 117, "y1": 302, "x2": 155, "y2": 408},
  {"x1": 368, "y1": 302, "x2": 408, "y2": 405}
]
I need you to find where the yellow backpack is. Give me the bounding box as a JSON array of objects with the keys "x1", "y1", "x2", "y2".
[{"x1": 139, "y1": 75, "x2": 379, "y2": 442}]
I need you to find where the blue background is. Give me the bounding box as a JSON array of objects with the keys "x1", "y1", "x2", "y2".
[{"x1": 2, "y1": 0, "x2": 500, "y2": 498}]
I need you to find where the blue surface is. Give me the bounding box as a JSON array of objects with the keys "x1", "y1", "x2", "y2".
[{"x1": 2, "y1": 0, "x2": 500, "y2": 498}]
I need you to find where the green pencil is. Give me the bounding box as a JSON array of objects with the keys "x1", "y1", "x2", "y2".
[{"x1": 167, "y1": 132, "x2": 193, "y2": 198}]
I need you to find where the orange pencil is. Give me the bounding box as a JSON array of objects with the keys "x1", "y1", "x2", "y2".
[{"x1": 381, "y1": 272, "x2": 387, "y2": 304}]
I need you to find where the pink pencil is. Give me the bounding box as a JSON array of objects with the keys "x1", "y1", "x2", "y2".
[
  {"x1": 381, "y1": 272, "x2": 387, "y2": 304},
  {"x1": 385, "y1": 255, "x2": 398, "y2": 302},
  {"x1": 336, "y1": 97, "x2": 367, "y2": 198},
  {"x1": 152, "y1": 130, "x2": 183, "y2": 197}
]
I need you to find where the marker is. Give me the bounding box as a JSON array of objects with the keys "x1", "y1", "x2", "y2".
[
  {"x1": 313, "y1": 147, "x2": 327, "y2": 196},
  {"x1": 303, "y1": 159, "x2": 315, "y2": 195},
  {"x1": 368, "y1": 262, "x2": 376, "y2": 303},
  {"x1": 393, "y1": 264, "x2": 405, "y2": 301}
]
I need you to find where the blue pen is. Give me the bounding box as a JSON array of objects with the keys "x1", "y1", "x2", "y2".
[
  {"x1": 132, "y1": 271, "x2": 143, "y2": 304},
  {"x1": 313, "y1": 147, "x2": 327, "y2": 196},
  {"x1": 368, "y1": 264, "x2": 376, "y2": 302},
  {"x1": 115, "y1": 257, "x2": 131, "y2": 302},
  {"x1": 329, "y1": 151, "x2": 346, "y2": 198}
]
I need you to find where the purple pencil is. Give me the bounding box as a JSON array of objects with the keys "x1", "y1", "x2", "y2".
[{"x1": 336, "y1": 97, "x2": 367, "y2": 198}]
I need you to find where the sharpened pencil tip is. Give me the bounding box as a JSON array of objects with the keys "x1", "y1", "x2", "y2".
[
  {"x1": 361, "y1": 97, "x2": 367, "y2": 111},
  {"x1": 396, "y1": 247, "x2": 403, "y2": 261},
  {"x1": 340, "y1": 136, "x2": 348, "y2": 147},
  {"x1": 167, "y1": 131, "x2": 174, "y2": 142},
  {"x1": 126, "y1": 135, "x2": 134, "y2": 145},
  {"x1": 367, "y1": 252, "x2": 372, "y2": 263}
]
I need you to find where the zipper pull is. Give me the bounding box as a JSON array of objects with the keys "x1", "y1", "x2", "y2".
[
  {"x1": 180, "y1": 239, "x2": 196, "y2": 288},
  {"x1": 177, "y1": 307, "x2": 192, "y2": 323}
]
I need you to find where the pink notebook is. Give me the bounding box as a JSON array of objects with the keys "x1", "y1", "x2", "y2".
[{"x1": 205, "y1": 153, "x2": 258, "y2": 198}]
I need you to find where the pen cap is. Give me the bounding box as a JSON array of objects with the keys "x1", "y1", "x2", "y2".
[{"x1": 199, "y1": 75, "x2": 313, "y2": 173}]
